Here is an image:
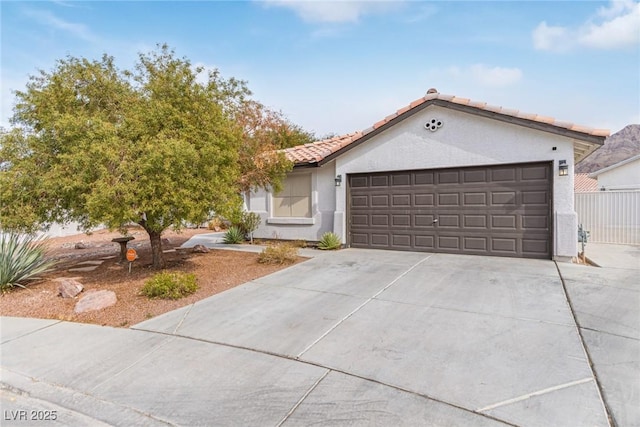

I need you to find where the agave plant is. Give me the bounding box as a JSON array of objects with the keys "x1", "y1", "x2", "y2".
[
  {"x1": 0, "y1": 232, "x2": 57, "y2": 291},
  {"x1": 222, "y1": 226, "x2": 245, "y2": 244},
  {"x1": 317, "y1": 232, "x2": 342, "y2": 250}
]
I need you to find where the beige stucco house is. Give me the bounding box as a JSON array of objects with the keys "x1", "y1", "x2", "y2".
[{"x1": 247, "y1": 90, "x2": 608, "y2": 261}]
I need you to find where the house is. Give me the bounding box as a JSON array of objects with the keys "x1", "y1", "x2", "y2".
[
  {"x1": 588, "y1": 154, "x2": 640, "y2": 191},
  {"x1": 574, "y1": 173, "x2": 599, "y2": 193},
  {"x1": 247, "y1": 89, "x2": 608, "y2": 261}
]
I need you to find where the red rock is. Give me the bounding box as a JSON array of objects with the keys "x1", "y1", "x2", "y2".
[
  {"x1": 74, "y1": 290, "x2": 117, "y2": 313},
  {"x1": 56, "y1": 278, "x2": 84, "y2": 298}
]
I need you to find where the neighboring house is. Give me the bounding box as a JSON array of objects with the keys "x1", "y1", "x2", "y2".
[
  {"x1": 588, "y1": 154, "x2": 640, "y2": 191},
  {"x1": 247, "y1": 90, "x2": 608, "y2": 261},
  {"x1": 574, "y1": 173, "x2": 599, "y2": 193}
]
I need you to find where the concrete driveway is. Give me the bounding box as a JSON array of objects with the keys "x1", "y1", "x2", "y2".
[{"x1": 1, "y1": 248, "x2": 638, "y2": 426}]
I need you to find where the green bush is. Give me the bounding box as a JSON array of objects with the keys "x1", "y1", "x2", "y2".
[
  {"x1": 258, "y1": 244, "x2": 298, "y2": 265},
  {"x1": 141, "y1": 272, "x2": 197, "y2": 299},
  {"x1": 0, "y1": 232, "x2": 57, "y2": 291},
  {"x1": 317, "y1": 232, "x2": 342, "y2": 250},
  {"x1": 223, "y1": 226, "x2": 245, "y2": 244},
  {"x1": 241, "y1": 212, "x2": 261, "y2": 244}
]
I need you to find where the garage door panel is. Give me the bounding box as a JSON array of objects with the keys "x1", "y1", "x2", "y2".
[
  {"x1": 348, "y1": 162, "x2": 551, "y2": 258},
  {"x1": 414, "y1": 194, "x2": 435, "y2": 206},
  {"x1": 438, "y1": 236, "x2": 461, "y2": 250},
  {"x1": 492, "y1": 238, "x2": 518, "y2": 254},
  {"x1": 492, "y1": 215, "x2": 517, "y2": 229},
  {"x1": 464, "y1": 192, "x2": 487, "y2": 206},
  {"x1": 492, "y1": 192, "x2": 517, "y2": 206},
  {"x1": 414, "y1": 235, "x2": 435, "y2": 248},
  {"x1": 414, "y1": 214, "x2": 436, "y2": 227},
  {"x1": 522, "y1": 238, "x2": 549, "y2": 255},
  {"x1": 521, "y1": 165, "x2": 549, "y2": 181},
  {"x1": 414, "y1": 172, "x2": 435, "y2": 185},
  {"x1": 491, "y1": 168, "x2": 517, "y2": 182},
  {"x1": 437, "y1": 171, "x2": 460, "y2": 184},
  {"x1": 370, "y1": 234, "x2": 390, "y2": 246},
  {"x1": 392, "y1": 234, "x2": 412, "y2": 248},
  {"x1": 371, "y1": 195, "x2": 389, "y2": 207},
  {"x1": 392, "y1": 214, "x2": 411, "y2": 227},
  {"x1": 391, "y1": 174, "x2": 411, "y2": 186},
  {"x1": 371, "y1": 176, "x2": 389, "y2": 187},
  {"x1": 370, "y1": 214, "x2": 389, "y2": 226},
  {"x1": 438, "y1": 193, "x2": 460, "y2": 206},
  {"x1": 522, "y1": 191, "x2": 548, "y2": 205},
  {"x1": 351, "y1": 233, "x2": 369, "y2": 245},
  {"x1": 523, "y1": 215, "x2": 548, "y2": 229},
  {"x1": 464, "y1": 236, "x2": 488, "y2": 251},
  {"x1": 464, "y1": 215, "x2": 488, "y2": 229},
  {"x1": 392, "y1": 194, "x2": 411, "y2": 206},
  {"x1": 463, "y1": 169, "x2": 487, "y2": 183},
  {"x1": 352, "y1": 195, "x2": 368, "y2": 207}
]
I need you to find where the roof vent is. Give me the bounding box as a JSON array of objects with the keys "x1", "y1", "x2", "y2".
[{"x1": 426, "y1": 88, "x2": 438, "y2": 95}]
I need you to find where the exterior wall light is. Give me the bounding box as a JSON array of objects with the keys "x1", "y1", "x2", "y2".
[
  {"x1": 335, "y1": 174, "x2": 342, "y2": 186},
  {"x1": 558, "y1": 160, "x2": 568, "y2": 176}
]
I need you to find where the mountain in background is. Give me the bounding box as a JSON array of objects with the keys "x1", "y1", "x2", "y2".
[{"x1": 576, "y1": 124, "x2": 640, "y2": 173}]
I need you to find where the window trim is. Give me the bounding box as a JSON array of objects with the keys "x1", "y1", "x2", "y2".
[{"x1": 268, "y1": 173, "x2": 314, "y2": 224}]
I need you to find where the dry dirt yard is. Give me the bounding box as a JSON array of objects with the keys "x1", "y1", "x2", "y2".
[{"x1": 0, "y1": 227, "x2": 306, "y2": 328}]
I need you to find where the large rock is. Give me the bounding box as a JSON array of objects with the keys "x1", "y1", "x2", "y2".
[
  {"x1": 55, "y1": 278, "x2": 84, "y2": 298},
  {"x1": 74, "y1": 290, "x2": 117, "y2": 314},
  {"x1": 191, "y1": 244, "x2": 210, "y2": 253}
]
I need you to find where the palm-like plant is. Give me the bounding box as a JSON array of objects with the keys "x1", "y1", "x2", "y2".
[{"x1": 0, "y1": 232, "x2": 57, "y2": 291}]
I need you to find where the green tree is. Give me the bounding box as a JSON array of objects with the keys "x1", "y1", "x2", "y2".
[{"x1": 0, "y1": 45, "x2": 292, "y2": 268}]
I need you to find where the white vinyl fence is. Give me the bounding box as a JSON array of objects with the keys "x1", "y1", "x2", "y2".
[{"x1": 575, "y1": 191, "x2": 640, "y2": 244}]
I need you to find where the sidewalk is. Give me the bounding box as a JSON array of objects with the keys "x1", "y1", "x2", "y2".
[
  {"x1": 584, "y1": 243, "x2": 640, "y2": 269},
  {"x1": 179, "y1": 232, "x2": 322, "y2": 258}
]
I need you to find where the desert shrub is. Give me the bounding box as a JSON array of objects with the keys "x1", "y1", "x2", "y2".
[
  {"x1": 317, "y1": 232, "x2": 342, "y2": 250},
  {"x1": 0, "y1": 232, "x2": 57, "y2": 291},
  {"x1": 241, "y1": 212, "x2": 261, "y2": 244},
  {"x1": 141, "y1": 272, "x2": 197, "y2": 299},
  {"x1": 226, "y1": 208, "x2": 261, "y2": 236},
  {"x1": 223, "y1": 226, "x2": 245, "y2": 244},
  {"x1": 291, "y1": 239, "x2": 307, "y2": 248},
  {"x1": 258, "y1": 244, "x2": 298, "y2": 265},
  {"x1": 207, "y1": 216, "x2": 225, "y2": 231}
]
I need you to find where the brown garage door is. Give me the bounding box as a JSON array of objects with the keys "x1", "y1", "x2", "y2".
[{"x1": 348, "y1": 162, "x2": 552, "y2": 259}]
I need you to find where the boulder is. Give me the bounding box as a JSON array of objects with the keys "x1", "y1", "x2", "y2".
[
  {"x1": 191, "y1": 244, "x2": 210, "y2": 253},
  {"x1": 55, "y1": 278, "x2": 84, "y2": 298},
  {"x1": 74, "y1": 290, "x2": 117, "y2": 314},
  {"x1": 74, "y1": 242, "x2": 88, "y2": 249},
  {"x1": 161, "y1": 238, "x2": 171, "y2": 246}
]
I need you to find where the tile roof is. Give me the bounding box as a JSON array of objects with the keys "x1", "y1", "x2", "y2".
[
  {"x1": 574, "y1": 173, "x2": 599, "y2": 192},
  {"x1": 284, "y1": 90, "x2": 610, "y2": 165}
]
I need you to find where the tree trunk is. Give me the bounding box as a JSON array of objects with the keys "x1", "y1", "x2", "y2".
[{"x1": 147, "y1": 229, "x2": 165, "y2": 269}]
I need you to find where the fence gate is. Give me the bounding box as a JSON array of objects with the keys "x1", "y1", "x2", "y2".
[{"x1": 575, "y1": 191, "x2": 640, "y2": 244}]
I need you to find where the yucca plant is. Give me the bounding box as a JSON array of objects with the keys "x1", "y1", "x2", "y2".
[
  {"x1": 0, "y1": 232, "x2": 57, "y2": 291},
  {"x1": 223, "y1": 226, "x2": 245, "y2": 244},
  {"x1": 317, "y1": 232, "x2": 342, "y2": 250}
]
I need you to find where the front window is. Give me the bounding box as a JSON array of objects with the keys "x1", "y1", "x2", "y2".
[{"x1": 273, "y1": 174, "x2": 311, "y2": 217}]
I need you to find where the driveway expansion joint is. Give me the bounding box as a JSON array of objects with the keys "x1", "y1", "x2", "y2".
[
  {"x1": 276, "y1": 369, "x2": 330, "y2": 427},
  {"x1": 554, "y1": 261, "x2": 615, "y2": 427},
  {"x1": 476, "y1": 377, "x2": 595, "y2": 412},
  {"x1": 294, "y1": 254, "x2": 433, "y2": 359},
  {"x1": 0, "y1": 320, "x2": 64, "y2": 345},
  {"x1": 1, "y1": 367, "x2": 176, "y2": 426},
  {"x1": 129, "y1": 328, "x2": 516, "y2": 426}
]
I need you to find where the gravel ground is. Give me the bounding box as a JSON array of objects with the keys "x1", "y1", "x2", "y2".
[{"x1": 0, "y1": 227, "x2": 305, "y2": 327}]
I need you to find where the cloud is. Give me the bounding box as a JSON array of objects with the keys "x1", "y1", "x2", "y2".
[
  {"x1": 443, "y1": 64, "x2": 523, "y2": 88},
  {"x1": 262, "y1": 0, "x2": 401, "y2": 23},
  {"x1": 532, "y1": 0, "x2": 640, "y2": 51},
  {"x1": 23, "y1": 8, "x2": 96, "y2": 42}
]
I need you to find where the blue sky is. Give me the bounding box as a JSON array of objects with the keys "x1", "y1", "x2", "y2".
[{"x1": 1, "y1": 1, "x2": 639, "y2": 136}]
